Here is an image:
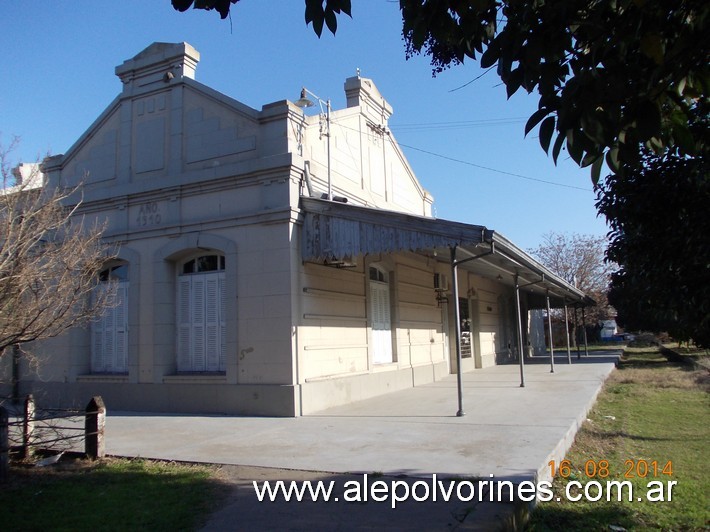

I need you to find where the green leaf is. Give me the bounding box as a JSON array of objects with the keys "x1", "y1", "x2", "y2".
[
  {"x1": 324, "y1": 8, "x2": 337, "y2": 34},
  {"x1": 605, "y1": 146, "x2": 620, "y2": 174},
  {"x1": 552, "y1": 132, "x2": 565, "y2": 164},
  {"x1": 567, "y1": 130, "x2": 584, "y2": 165},
  {"x1": 305, "y1": 0, "x2": 321, "y2": 24},
  {"x1": 336, "y1": 0, "x2": 352, "y2": 17},
  {"x1": 590, "y1": 156, "x2": 603, "y2": 185},
  {"x1": 505, "y1": 68, "x2": 523, "y2": 99},
  {"x1": 636, "y1": 100, "x2": 662, "y2": 140},
  {"x1": 525, "y1": 108, "x2": 548, "y2": 137},
  {"x1": 172, "y1": 0, "x2": 194, "y2": 12},
  {"x1": 672, "y1": 122, "x2": 696, "y2": 154},
  {"x1": 581, "y1": 153, "x2": 597, "y2": 168},
  {"x1": 640, "y1": 32, "x2": 665, "y2": 65},
  {"x1": 581, "y1": 112, "x2": 606, "y2": 144},
  {"x1": 480, "y1": 44, "x2": 499, "y2": 68},
  {"x1": 312, "y1": 15, "x2": 324, "y2": 36},
  {"x1": 539, "y1": 116, "x2": 555, "y2": 153}
]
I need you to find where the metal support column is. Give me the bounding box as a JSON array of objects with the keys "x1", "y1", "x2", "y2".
[
  {"x1": 574, "y1": 306, "x2": 581, "y2": 360},
  {"x1": 582, "y1": 306, "x2": 589, "y2": 357},
  {"x1": 546, "y1": 290, "x2": 555, "y2": 373},
  {"x1": 514, "y1": 274, "x2": 525, "y2": 388},
  {"x1": 448, "y1": 242, "x2": 495, "y2": 416},
  {"x1": 451, "y1": 246, "x2": 465, "y2": 417},
  {"x1": 564, "y1": 303, "x2": 572, "y2": 364}
]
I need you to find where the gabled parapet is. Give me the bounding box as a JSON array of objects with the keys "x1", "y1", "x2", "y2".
[
  {"x1": 115, "y1": 42, "x2": 200, "y2": 96},
  {"x1": 344, "y1": 75, "x2": 393, "y2": 124}
]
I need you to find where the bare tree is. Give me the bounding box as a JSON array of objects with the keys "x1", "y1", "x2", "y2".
[
  {"x1": 0, "y1": 138, "x2": 115, "y2": 358},
  {"x1": 530, "y1": 232, "x2": 615, "y2": 342}
]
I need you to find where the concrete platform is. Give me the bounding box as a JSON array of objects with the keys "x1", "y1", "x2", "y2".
[{"x1": 105, "y1": 351, "x2": 619, "y2": 530}]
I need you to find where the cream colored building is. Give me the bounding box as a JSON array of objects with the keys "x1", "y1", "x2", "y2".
[{"x1": 2, "y1": 43, "x2": 590, "y2": 416}]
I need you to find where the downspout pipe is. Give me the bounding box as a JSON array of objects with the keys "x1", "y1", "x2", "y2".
[
  {"x1": 303, "y1": 161, "x2": 315, "y2": 198},
  {"x1": 450, "y1": 242, "x2": 495, "y2": 417}
]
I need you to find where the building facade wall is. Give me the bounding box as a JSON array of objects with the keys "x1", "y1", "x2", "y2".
[{"x1": 1, "y1": 43, "x2": 530, "y2": 416}]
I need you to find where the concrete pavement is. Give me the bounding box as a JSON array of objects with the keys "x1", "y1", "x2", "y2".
[{"x1": 105, "y1": 351, "x2": 620, "y2": 530}]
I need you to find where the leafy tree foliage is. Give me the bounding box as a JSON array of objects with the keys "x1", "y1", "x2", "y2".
[
  {"x1": 171, "y1": 0, "x2": 352, "y2": 35},
  {"x1": 400, "y1": 0, "x2": 708, "y2": 183},
  {"x1": 530, "y1": 232, "x2": 614, "y2": 328},
  {"x1": 171, "y1": 0, "x2": 239, "y2": 20},
  {"x1": 172, "y1": 0, "x2": 708, "y2": 183},
  {"x1": 596, "y1": 130, "x2": 710, "y2": 347}
]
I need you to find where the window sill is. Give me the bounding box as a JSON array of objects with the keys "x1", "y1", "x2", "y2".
[
  {"x1": 77, "y1": 374, "x2": 129, "y2": 383},
  {"x1": 163, "y1": 373, "x2": 227, "y2": 384}
]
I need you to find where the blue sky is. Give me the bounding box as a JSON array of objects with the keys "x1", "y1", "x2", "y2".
[{"x1": 0, "y1": 1, "x2": 608, "y2": 251}]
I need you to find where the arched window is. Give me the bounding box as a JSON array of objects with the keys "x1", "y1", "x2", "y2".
[
  {"x1": 369, "y1": 265, "x2": 393, "y2": 364},
  {"x1": 92, "y1": 263, "x2": 129, "y2": 373},
  {"x1": 177, "y1": 254, "x2": 226, "y2": 372}
]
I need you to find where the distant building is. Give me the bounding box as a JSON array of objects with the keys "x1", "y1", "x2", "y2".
[
  {"x1": 600, "y1": 320, "x2": 618, "y2": 340},
  {"x1": 1, "y1": 43, "x2": 590, "y2": 415}
]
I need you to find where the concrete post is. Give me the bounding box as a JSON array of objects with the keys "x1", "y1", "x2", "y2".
[
  {"x1": 22, "y1": 394, "x2": 35, "y2": 459},
  {"x1": 85, "y1": 396, "x2": 106, "y2": 460},
  {"x1": 0, "y1": 406, "x2": 8, "y2": 482}
]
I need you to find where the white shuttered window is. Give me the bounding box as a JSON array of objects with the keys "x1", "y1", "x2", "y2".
[
  {"x1": 92, "y1": 267, "x2": 128, "y2": 373},
  {"x1": 177, "y1": 255, "x2": 226, "y2": 372}
]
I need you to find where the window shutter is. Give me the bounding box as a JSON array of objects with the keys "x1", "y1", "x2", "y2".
[
  {"x1": 114, "y1": 282, "x2": 128, "y2": 372},
  {"x1": 177, "y1": 277, "x2": 192, "y2": 371},
  {"x1": 91, "y1": 281, "x2": 129, "y2": 373},
  {"x1": 205, "y1": 275, "x2": 220, "y2": 372},
  {"x1": 219, "y1": 273, "x2": 226, "y2": 371},
  {"x1": 192, "y1": 277, "x2": 206, "y2": 371}
]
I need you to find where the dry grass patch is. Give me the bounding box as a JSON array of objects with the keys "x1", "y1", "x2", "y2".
[
  {"x1": 529, "y1": 347, "x2": 709, "y2": 531},
  {"x1": 0, "y1": 456, "x2": 231, "y2": 530}
]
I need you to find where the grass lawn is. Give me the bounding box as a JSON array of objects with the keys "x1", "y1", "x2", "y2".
[
  {"x1": 529, "y1": 347, "x2": 709, "y2": 531},
  {"x1": 0, "y1": 457, "x2": 230, "y2": 531}
]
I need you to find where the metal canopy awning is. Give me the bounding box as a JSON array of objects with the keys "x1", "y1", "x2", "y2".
[
  {"x1": 300, "y1": 197, "x2": 593, "y2": 308},
  {"x1": 301, "y1": 196, "x2": 594, "y2": 414}
]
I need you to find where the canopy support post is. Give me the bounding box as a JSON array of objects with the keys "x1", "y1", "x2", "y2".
[
  {"x1": 451, "y1": 246, "x2": 465, "y2": 417},
  {"x1": 546, "y1": 290, "x2": 555, "y2": 373},
  {"x1": 514, "y1": 273, "x2": 525, "y2": 388}
]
